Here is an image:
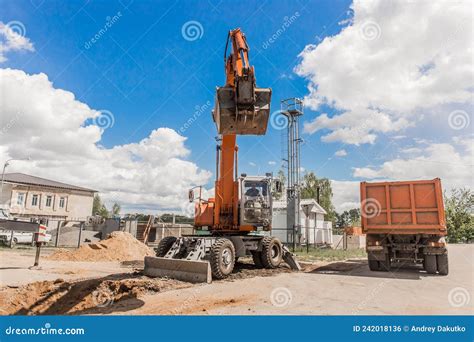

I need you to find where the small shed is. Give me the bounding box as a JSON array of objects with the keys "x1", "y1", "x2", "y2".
[{"x1": 272, "y1": 199, "x2": 333, "y2": 245}]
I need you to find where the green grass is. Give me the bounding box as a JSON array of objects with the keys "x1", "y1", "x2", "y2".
[{"x1": 293, "y1": 247, "x2": 367, "y2": 262}]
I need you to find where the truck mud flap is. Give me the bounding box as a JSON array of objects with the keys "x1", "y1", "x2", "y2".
[{"x1": 144, "y1": 256, "x2": 212, "y2": 283}]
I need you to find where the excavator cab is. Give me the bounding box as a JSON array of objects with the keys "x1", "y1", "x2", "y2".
[{"x1": 213, "y1": 28, "x2": 272, "y2": 135}]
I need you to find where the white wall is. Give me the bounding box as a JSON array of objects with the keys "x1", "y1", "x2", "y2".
[
  {"x1": 272, "y1": 207, "x2": 333, "y2": 245},
  {"x1": 5, "y1": 184, "x2": 93, "y2": 220}
]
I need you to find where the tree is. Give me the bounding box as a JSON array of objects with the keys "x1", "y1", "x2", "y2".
[
  {"x1": 112, "y1": 203, "x2": 121, "y2": 216},
  {"x1": 348, "y1": 208, "x2": 361, "y2": 226},
  {"x1": 300, "y1": 172, "x2": 336, "y2": 223},
  {"x1": 92, "y1": 194, "x2": 110, "y2": 218},
  {"x1": 92, "y1": 194, "x2": 102, "y2": 215},
  {"x1": 336, "y1": 211, "x2": 351, "y2": 228},
  {"x1": 445, "y1": 188, "x2": 473, "y2": 243}
]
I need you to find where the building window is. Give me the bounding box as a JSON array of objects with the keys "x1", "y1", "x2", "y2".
[
  {"x1": 17, "y1": 193, "x2": 25, "y2": 206},
  {"x1": 31, "y1": 194, "x2": 39, "y2": 206},
  {"x1": 59, "y1": 197, "x2": 66, "y2": 208},
  {"x1": 45, "y1": 195, "x2": 52, "y2": 207}
]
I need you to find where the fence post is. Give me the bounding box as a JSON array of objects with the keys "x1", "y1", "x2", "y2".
[
  {"x1": 55, "y1": 221, "x2": 62, "y2": 247},
  {"x1": 77, "y1": 222, "x2": 84, "y2": 248}
]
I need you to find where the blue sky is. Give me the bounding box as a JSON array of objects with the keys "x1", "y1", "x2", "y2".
[
  {"x1": 0, "y1": 0, "x2": 472, "y2": 213},
  {"x1": 2, "y1": 0, "x2": 355, "y2": 178}
]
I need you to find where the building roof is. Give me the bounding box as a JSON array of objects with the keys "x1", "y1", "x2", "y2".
[
  {"x1": 2, "y1": 173, "x2": 96, "y2": 193},
  {"x1": 300, "y1": 199, "x2": 327, "y2": 215}
]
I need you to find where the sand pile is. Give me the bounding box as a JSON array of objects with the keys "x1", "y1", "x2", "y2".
[{"x1": 47, "y1": 231, "x2": 155, "y2": 262}]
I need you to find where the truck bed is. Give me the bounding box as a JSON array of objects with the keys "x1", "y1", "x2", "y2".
[{"x1": 360, "y1": 179, "x2": 446, "y2": 235}]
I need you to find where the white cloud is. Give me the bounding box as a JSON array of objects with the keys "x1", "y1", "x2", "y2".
[
  {"x1": 268, "y1": 161, "x2": 277, "y2": 165},
  {"x1": 334, "y1": 149, "x2": 347, "y2": 157},
  {"x1": 331, "y1": 180, "x2": 360, "y2": 212},
  {"x1": 296, "y1": 0, "x2": 473, "y2": 145},
  {"x1": 249, "y1": 162, "x2": 256, "y2": 167},
  {"x1": 353, "y1": 137, "x2": 474, "y2": 191},
  {"x1": 0, "y1": 21, "x2": 34, "y2": 63},
  {"x1": 0, "y1": 68, "x2": 212, "y2": 214}
]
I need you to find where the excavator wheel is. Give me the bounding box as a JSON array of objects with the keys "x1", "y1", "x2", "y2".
[
  {"x1": 261, "y1": 237, "x2": 283, "y2": 269},
  {"x1": 210, "y1": 238, "x2": 236, "y2": 279},
  {"x1": 156, "y1": 236, "x2": 177, "y2": 257},
  {"x1": 251, "y1": 251, "x2": 264, "y2": 268}
]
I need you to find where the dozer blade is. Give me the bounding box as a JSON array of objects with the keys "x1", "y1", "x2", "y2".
[
  {"x1": 144, "y1": 256, "x2": 212, "y2": 283},
  {"x1": 213, "y1": 86, "x2": 272, "y2": 135}
]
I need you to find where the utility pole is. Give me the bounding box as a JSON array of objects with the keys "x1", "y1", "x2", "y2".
[{"x1": 281, "y1": 98, "x2": 303, "y2": 251}]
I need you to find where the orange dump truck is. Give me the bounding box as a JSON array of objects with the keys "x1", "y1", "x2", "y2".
[{"x1": 360, "y1": 179, "x2": 448, "y2": 275}]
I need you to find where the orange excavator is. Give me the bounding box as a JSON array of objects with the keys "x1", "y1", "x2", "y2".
[{"x1": 144, "y1": 28, "x2": 300, "y2": 283}]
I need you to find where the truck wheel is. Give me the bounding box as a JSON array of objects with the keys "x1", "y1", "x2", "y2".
[
  {"x1": 368, "y1": 259, "x2": 380, "y2": 271},
  {"x1": 424, "y1": 255, "x2": 437, "y2": 274},
  {"x1": 437, "y1": 254, "x2": 449, "y2": 275},
  {"x1": 210, "y1": 238, "x2": 235, "y2": 279},
  {"x1": 379, "y1": 255, "x2": 391, "y2": 272},
  {"x1": 156, "y1": 236, "x2": 177, "y2": 257},
  {"x1": 261, "y1": 237, "x2": 282, "y2": 269},
  {"x1": 10, "y1": 238, "x2": 17, "y2": 248},
  {"x1": 251, "y1": 251, "x2": 264, "y2": 268}
]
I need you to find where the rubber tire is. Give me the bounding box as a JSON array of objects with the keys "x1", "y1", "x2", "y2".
[
  {"x1": 156, "y1": 236, "x2": 177, "y2": 257},
  {"x1": 379, "y1": 255, "x2": 391, "y2": 272},
  {"x1": 368, "y1": 259, "x2": 380, "y2": 271},
  {"x1": 437, "y1": 254, "x2": 449, "y2": 275},
  {"x1": 251, "y1": 251, "x2": 264, "y2": 268},
  {"x1": 260, "y1": 237, "x2": 283, "y2": 269},
  {"x1": 424, "y1": 255, "x2": 437, "y2": 274},
  {"x1": 210, "y1": 238, "x2": 235, "y2": 279}
]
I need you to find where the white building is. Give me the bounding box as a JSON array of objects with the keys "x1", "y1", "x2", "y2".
[
  {"x1": 0, "y1": 173, "x2": 96, "y2": 221},
  {"x1": 272, "y1": 198, "x2": 333, "y2": 245}
]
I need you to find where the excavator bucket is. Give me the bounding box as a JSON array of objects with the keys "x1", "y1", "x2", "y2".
[
  {"x1": 213, "y1": 86, "x2": 272, "y2": 135},
  {"x1": 144, "y1": 256, "x2": 212, "y2": 283}
]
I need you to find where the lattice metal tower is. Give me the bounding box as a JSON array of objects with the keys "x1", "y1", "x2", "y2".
[{"x1": 281, "y1": 98, "x2": 303, "y2": 250}]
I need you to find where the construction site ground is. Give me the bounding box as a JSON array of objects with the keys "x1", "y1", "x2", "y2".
[{"x1": 0, "y1": 244, "x2": 472, "y2": 315}]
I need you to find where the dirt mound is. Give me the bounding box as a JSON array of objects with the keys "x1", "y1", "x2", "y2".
[
  {"x1": 47, "y1": 231, "x2": 154, "y2": 262},
  {"x1": 224, "y1": 258, "x2": 293, "y2": 281},
  {"x1": 0, "y1": 273, "x2": 190, "y2": 315}
]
